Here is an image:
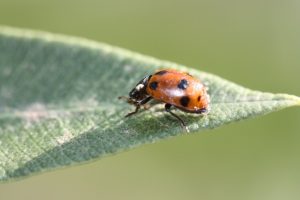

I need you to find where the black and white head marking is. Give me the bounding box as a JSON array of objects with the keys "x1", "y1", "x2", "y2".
[
  {"x1": 135, "y1": 83, "x2": 145, "y2": 91},
  {"x1": 129, "y1": 75, "x2": 151, "y2": 101}
]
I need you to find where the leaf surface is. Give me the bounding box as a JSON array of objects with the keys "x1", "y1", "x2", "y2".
[{"x1": 0, "y1": 27, "x2": 299, "y2": 181}]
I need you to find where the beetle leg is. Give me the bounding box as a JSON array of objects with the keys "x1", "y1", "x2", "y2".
[
  {"x1": 124, "y1": 96, "x2": 152, "y2": 117},
  {"x1": 125, "y1": 104, "x2": 141, "y2": 117},
  {"x1": 165, "y1": 103, "x2": 189, "y2": 133}
]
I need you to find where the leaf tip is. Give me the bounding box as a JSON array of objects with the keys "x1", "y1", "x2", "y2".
[
  {"x1": 290, "y1": 95, "x2": 300, "y2": 106},
  {"x1": 297, "y1": 97, "x2": 300, "y2": 106}
]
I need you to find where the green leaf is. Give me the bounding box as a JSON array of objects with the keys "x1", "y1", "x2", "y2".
[{"x1": 0, "y1": 26, "x2": 299, "y2": 182}]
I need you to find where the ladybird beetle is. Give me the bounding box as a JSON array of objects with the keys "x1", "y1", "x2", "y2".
[{"x1": 119, "y1": 69, "x2": 210, "y2": 132}]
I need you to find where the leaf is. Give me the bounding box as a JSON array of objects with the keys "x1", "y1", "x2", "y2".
[{"x1": 0, "y1": 26, "x2": 299, "y2": 182}]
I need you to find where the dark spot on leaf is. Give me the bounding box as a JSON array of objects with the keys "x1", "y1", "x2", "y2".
[
  {"x1": 200, "y1": 108, "x2": 207, "y2": 113},
  {"x1": 180, "y1": 96, "x2": 190, "y2": 107},
  {"x1": 149, "y1": 82, "x2": 158, "y2": 90},
  {"x1": 195, "y1": 107, "x2": 207, "y2": 114},
  {"x1": 155, "y1": 70, "x2": 168, "y2": 75},
  {"x1": 177, "y1": 79, "x2": 188, "y2": 90}
]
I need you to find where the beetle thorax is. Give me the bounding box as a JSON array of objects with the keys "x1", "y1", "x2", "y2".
[{"x1": 129, "y1": 75, "x2": 151, "y2": 102}]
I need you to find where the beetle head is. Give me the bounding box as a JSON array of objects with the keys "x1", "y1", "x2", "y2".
[{"x1": 129, "y1": 75, "x2": 151, "y2": 102}]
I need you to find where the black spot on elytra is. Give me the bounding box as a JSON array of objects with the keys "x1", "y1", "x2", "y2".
[
  {"x1": 149, "y1": 81, "x2": 158, "y2": 90},
  {"x1": 197, "y1": 96, "x2": 201, "y2": 101},
  {"x1": 180, "y1": 96, "x2": 190, "y2": 107},
  {"x1": 154, "y1": 70, "x2": 168, "y2": 75},
  {"x1": 177, "y1": 79, "x2": 188, "y2": 90}
]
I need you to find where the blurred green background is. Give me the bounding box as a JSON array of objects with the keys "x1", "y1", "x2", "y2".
[{"x1": 0, "y1": 0, "x2": 299, "y2": 199}]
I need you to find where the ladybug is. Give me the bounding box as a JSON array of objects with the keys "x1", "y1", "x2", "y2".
[{"x1": 119, "y1": 69, "x2": 210, "y2": 132}]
